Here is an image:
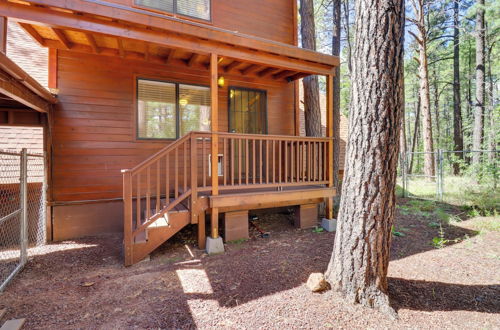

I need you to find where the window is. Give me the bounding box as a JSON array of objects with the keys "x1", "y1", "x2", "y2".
[
  {"x1": 137, "y1": 79, "x2": 211, "y2": 139},
  {"x1": 135, "y1": 0, "x2": 211, "y2": 21},
  {"x1": 228, "y1": 87, "x2": 267, "y2": 134}
]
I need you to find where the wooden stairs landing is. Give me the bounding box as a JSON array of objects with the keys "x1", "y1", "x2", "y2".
[
  {"x1": 128, "y1": 198, "x2": 191, "y2": 265},
  {"x1": 0, "y1": 309, "x2": 25, "y2": 330}
]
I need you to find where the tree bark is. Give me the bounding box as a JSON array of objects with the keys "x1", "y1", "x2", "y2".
[
  {"x1": 409, "y1": 90, "x2": 421, "y2": 174},
  {"x1": 432, "y1": 67, "x2": 440, "y2": 147},
  {"x1": 472, "y1": 0, "x2": 485, "y2": 164},
  {"x1": 487, "y1": 38, "x2": 496, "y2": 161},
  {"x1": 300, "y1": 0, "x2": 322, "y2": 137},
  {"x1": 413, "y1": 0, "x2": 435, "y2": 177},
  {"x1": 453, "y1": 0, "x2": 464, "y2": 174},
  {"x1": 325, "y1": 0, "x2": 405, "y2": 316},
  {"x1": 332, "y1": 0, "x2": 341, "y2": 191}
]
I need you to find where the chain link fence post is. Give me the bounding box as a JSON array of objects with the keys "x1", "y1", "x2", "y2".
[{"x1": 20, "y1": 148, "x2": 28, "y2": 265}]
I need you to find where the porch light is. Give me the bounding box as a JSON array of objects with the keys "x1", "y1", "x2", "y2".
[
  {"x1": 179, "y1": 98, "x2": 188, "y2": 106},
  {"x1": 217, "y1": 76, "x2": 225, "y2": 88}
]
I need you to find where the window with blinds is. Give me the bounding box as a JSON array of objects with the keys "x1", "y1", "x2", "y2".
[
  {"x1": 179, "y1": 84, "x2": 211, "y2": 136},
  {"x1": 137, "y1": 79, "x2": 211, "y2": 139},
  {"x1": 229, "y1": 87, "x2": 267, "y2": 134},
  {"x1": 135, "y1": 0, "x2": 210, "y2": 21}
]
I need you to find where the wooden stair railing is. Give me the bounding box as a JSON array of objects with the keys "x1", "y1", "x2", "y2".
[{"x1": 122, "y1": 132, "x2": 198, "y2": 266}]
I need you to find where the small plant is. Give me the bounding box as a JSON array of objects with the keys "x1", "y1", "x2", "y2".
[
  {"x1": 467, "y1": 207, "x2": 481, "y2": 218},
  {"x1": 391, "y1": 225, "x2": 406, "y2": 237},
  {"x1": 428, "y1": 221, "x2": 440, "y2": 228},
  {"x1": 312, "y1": 226, "x2": 324, "y2": 233},
  {"x1": 431, "y1": 224, "x2": 448, "y2": 248}
]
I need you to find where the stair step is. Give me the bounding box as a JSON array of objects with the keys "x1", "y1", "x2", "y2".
[{"x1": 0, "y1": 319, "x2": 25, "y2": 330}]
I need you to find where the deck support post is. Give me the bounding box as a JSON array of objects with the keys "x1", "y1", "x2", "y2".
[
  {"x1": 122, "y1": 170, "x2": 133, "y2": 266},
  {"x1": 325, "y1": 74, "x2": 335, "y2": 220},
  {"x1": 209, "y1": 52, "x2": 223, "y2": 247}
]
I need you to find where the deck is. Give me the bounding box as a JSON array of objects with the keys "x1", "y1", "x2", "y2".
[{"x1": 122, "y1": 131, "x2": 336, "y2": 265}]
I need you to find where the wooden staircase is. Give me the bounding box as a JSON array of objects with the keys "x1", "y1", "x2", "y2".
[{"x1": 122, "y1": 133, "x2": 204, "y2": 266}]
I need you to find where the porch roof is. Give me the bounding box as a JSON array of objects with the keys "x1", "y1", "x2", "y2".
[
  {"x1": 1, "y1": 0, "x2": 339, "y2": 81},
  {"x1": 0, "y1": 52, "x2": 56, "y2": 113}
]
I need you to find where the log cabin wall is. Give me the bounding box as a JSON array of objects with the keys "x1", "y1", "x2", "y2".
[{"x1": 51, "y1": 50, "x2": 295, "y2": 240}]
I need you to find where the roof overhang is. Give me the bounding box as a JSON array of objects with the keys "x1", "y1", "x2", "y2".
[
  {"x1": 0, "y1": 0, "x2": 339, "y2": 79},
  {"x1": 0, "y1": 52, "x2": 56, "y2": 113}
]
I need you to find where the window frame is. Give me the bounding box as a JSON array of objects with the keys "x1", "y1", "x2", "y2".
[
  {"x1": 227, "y1": 86, "x2": 268, "y2": 135},
  {"x1": 136, "y1": 77, "x2": 210, "y2": 141},
  {"x1": 133, "y1": 0, "x2": 212, "y2": 23}
]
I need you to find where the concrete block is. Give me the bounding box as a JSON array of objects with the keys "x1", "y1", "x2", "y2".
[
  {"x1": 206, "y1": 236, "x2": 224, "y2": 255},
  {"x1": 321, "y1": 218, "x2": 337, "y2": 232}
]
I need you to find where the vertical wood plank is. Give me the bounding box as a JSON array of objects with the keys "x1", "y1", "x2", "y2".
[
  {"x1": 146, "y1": 166, "x2": 151, "y2": 220},
  {"x1": 245, "y1": 139, "x2": 249, "y2": 185},
  {"x1": 136, "y1": 173, "x2": 141, "y2": 226},
  {"x1": 223, "y1": 137, "x2": 227, "y2": 186},
  {"x1": 175, "y1": 148, "x2": 178, "y2": 199},
  {"x1": 165, "y1": 154, "x2": 169, "y2": 204},
  {"x1": 123, "y1": 171, "x2": 133, "y2": 266},
  {"x1": 202, "y1": 137, "x2": 206, "y2": 187},
  {"x1": 156, "y1": 161, "x2": 160, "y2": 212},
  {"x1": 183, "y1": 141, "x2": 187, "y2": 192},
  {"x1": 259, "y1": 139, "x2": 263, "y2": 184},
  {"x1": 252, "y1": 139, "x2": 256, "y2": 184},
  {"x1": 190, "y1": 135, "x2": 198, "y2": 224},
  {"x1": 272, "y1": 140, "x2": 276, "y2": 183},
  {"x1": 238, "y1": 139, "x2": 242, "y2": 185}
]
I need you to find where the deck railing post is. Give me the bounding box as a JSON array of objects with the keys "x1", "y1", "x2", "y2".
[
  {"x1": 325, "y1": 74, "x2": 335, "y2": 219},
  {"x1": 122, "y1": 169, "x2": 133, "y2": 266},
  {"x1": 210, "y1": 53, "x2": 220, "y2": 239}
]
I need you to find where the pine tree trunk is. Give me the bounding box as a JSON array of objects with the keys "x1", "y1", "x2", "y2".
[
  {"x1": 472, "y1": 0, "x2": 485, "y2": 164},
  {"x1": 453, "y1": 0, "x2": 464, "y2": 174},
  {"x1": 432, "y1": 68, "x2": 440, "y2": 147},
  {"x1": 300, "y1": 0, "x2": 322, "y2": 137},
  {"x1": 409, "y1": 92, "x2": 420, "y2": 174},
  {"x1": 332, "y1": 0, "x2": 341, "y2": 191},
  {"x1": 325, "y1": 0, "x2": 405, "y2": 315},
  {"x1": 418, "y1": 32, "x2": 435, "y2": 177},
  {"x1": 487, "y1": 38, "x2": 496, "y2": 160}
]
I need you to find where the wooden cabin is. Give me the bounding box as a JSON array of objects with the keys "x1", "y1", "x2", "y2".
[{"x1": 1, "y1": 0, "x2": 340, "y2": 265}]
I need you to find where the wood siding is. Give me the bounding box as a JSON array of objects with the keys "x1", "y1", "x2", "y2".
[
  {"x1": 113, "y1": 0, "x2": 295, "y2": 44},
  {"x1": 52, "y1": 50, "x2": 295, "y2": 202}
]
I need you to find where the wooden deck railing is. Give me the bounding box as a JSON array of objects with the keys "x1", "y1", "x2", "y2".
[
  {"x1": 192, "y1": 132, "x2": 330, "y2": 191},
  {"x1": 122, "y1": 131, "x2": 332, "y2": 261}
]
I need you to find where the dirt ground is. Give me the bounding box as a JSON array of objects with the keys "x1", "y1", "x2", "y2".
[{"x1": 1, "y1": 199, "x2": 499, "y2": 329}]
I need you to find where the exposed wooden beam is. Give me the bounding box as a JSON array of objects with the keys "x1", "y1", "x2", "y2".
[
  {"x1": 257, "y1": 67, "x2": 279, "y2": 77},
  {"x1": 0, "y1": 69, "x2": 50, "y2": 113},
  {"x1": 187, "y1": 53, "x2": 199, "y2": 67},
  {"x1": 0, "y1": 17, "x2": 7, "y2": 54},
  {"x1": 116, "y1": 38, "x2": 125, "y2": 57},
  {"x1": 51, "y1": 27, "x2": 71, "y2": 50},
  {"x1": 16, "y1": 0, "x2": 339, "y2": 67},
  {"x1": 84, "y1": 32, "x2": 99, "y2": 53},
  {"x1": 18, "y1": 22, "x2": 45, "y2": 46},
  {"x1": 224, "y1": 61, "x2": 241, "y2": 72},
  {"x1": 286, "y1": 72, "x2": 309, "y2": 82},
  {"x1": 165, "y1": 48, "x2": 175, "y2": 63},
  {"x1": 3, "y1": 2, "x2": 334, "y2": 75},
  {"x1": 272, "y1": 70, "x2": 294, "y2": 80},
  {"x1": 240, "y1": 64, "x2": 259, "y2": 75}
]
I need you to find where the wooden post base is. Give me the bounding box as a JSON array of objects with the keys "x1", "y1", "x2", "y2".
[
  {"x1": 294, "y1": 204, "x2": 319, "y2": 229},
  {"x1": 224, "y1": 210, "x2": 249, "y2": 242}
]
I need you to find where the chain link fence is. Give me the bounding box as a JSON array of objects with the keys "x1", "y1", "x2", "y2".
[
  {"x1": 401, "y1": 150, "x2": 499, "y2": 207},
  {"x1": 0, "y1": 149, "x2": 46, "y2": 292}
]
